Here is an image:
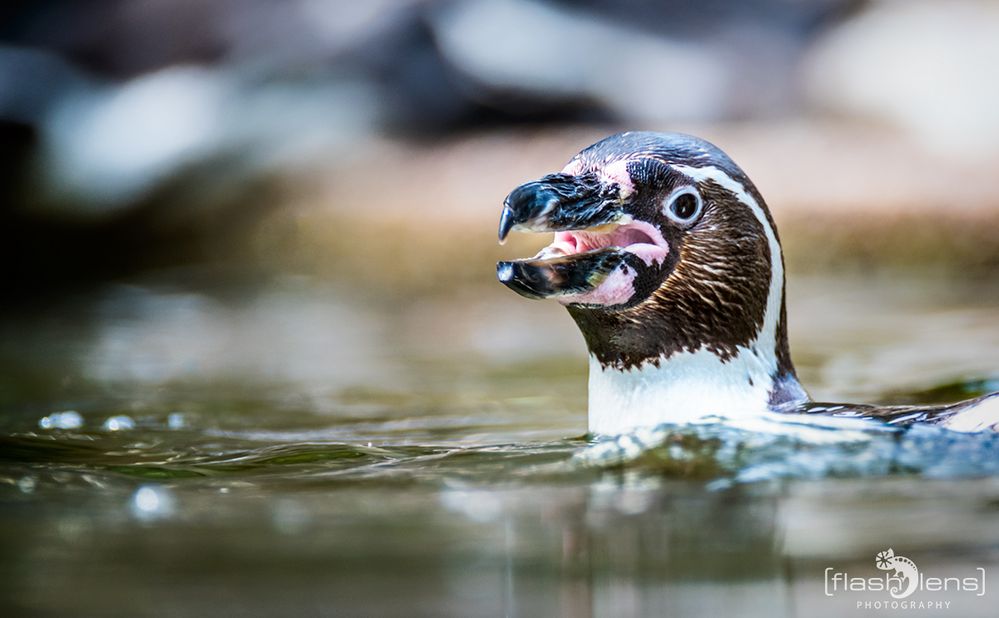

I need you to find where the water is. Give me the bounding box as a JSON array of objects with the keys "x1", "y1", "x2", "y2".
[{"x1": 1, "y1": 271, "x2": 998, "y2": 617}]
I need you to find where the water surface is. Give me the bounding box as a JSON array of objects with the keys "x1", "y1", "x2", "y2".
[{"x1": 1, "y1": 272, "x2": 998, "y2": 617}]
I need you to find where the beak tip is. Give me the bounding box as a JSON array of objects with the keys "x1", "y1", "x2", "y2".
[
  {"x1": 496, "y1": 261, "x2": 514, "y2": 283},
  {"x1": 497, "y1": 205, "x2": 515, "y2": 243}
]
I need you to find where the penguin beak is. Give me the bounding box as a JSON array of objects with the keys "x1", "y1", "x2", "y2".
[
  {"x1": 496, "y1": 172, "x2": 631, "y2": 301},
  {"x1": 496, "y1": 172, "x2": 669, "y2": 307},
  {"x1": 497, "y1": 172, "x2": 628, "y2": 243},
  {"x1": 496, "y1": 172, "x2": 669, "y2": 306}
]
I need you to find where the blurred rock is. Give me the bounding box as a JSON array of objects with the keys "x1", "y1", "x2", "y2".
[
  {"x1": 432, "y1": 0, "x2": 854, "y2": 123},
  {"x1": 804, "y1": 0, "x2": 999, "y2": 158},
  {"x1": 37, "y1": 65, "x2": 378, "y2": 215},
  {"x1": 0, "y1": 52, "x2": 379, "y2": 299},
  {"x1": 432, "y1": 0, "x2": 727, "y2": 123}
]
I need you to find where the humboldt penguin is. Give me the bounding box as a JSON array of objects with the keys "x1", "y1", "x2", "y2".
[{"x1": 497, "y1": 131, "x2": 999, "y2": 435}]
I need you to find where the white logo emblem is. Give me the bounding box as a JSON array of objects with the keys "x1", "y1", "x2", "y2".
[{"x1": 874, "y1": 548, "x2": 919, "y2": 599}]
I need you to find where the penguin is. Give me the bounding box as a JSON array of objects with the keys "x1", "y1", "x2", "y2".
[{"x1": 496, "y1": 131, "x2": 999, "y2": 435}]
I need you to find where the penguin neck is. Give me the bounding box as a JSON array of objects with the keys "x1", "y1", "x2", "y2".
[{"x1": 569, "y1": 289, "x2": 807, "y2": 436}]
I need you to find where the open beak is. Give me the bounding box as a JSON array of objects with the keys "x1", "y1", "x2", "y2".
[{"x1": 496, "y1": 172, "x2": 669, "y2": 305}]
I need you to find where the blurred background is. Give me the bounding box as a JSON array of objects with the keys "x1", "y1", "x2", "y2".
[
  {"x1": 3, "y1": 2, "x2": 999, "y2": 617},
  {"x1": 2, "y1": 0, "x2": 998, "y2": 410}
]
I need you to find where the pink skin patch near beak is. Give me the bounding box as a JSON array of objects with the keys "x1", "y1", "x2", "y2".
[
  {"x1": 561, "y1": 159, "x2": 635, "y2": 198},
  {"x1": 557, "y1": 263, "x2": 638, "y2": 307}
]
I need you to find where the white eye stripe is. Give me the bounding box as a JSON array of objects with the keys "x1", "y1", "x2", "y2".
[
  {"x1": 663, "y1": 186, "x2": 703, "y2": 224},
  {"x1": 672, "y1": 164, "x2": 782, "y2": 377}
]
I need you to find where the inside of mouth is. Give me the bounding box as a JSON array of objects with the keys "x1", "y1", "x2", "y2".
[{"x1": 533, "y1": 222, "x2": 668, "y2": 265}]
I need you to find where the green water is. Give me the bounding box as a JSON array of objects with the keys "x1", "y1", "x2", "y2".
[{"x1": 1, "y1": 272, "x2": 998, "y2": 617}]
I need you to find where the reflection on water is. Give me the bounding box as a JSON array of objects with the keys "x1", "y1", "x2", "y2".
[{"x1": 1, "y1": 272, "x2": 998, "y2": 616}]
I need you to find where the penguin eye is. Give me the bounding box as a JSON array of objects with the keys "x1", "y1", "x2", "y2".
[{"x1": 665, "y1": 189, "x2": 702, "y2": 225}]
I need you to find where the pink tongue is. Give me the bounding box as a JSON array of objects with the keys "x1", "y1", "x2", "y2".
[
  {"x1": 613, "y1": 227, "x2": 652, "y2": 246},
  {"x1": 555, "y1": 231, "x2": 615, "y2": 252},
  {"x1": 555, "y1": 228, "x2": 648, "y2": 252}
]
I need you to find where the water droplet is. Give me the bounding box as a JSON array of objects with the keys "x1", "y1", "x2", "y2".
[
  {"x1": 167, "y1": 412, "x2": 187, "y2": 430},
  {"x1": 38, "y1": 410, "x2": 83, "y2": 430},
  {"x1": 131, "y1": 485, "x2": 175, "y2": 521},
  {"x1": 103, "y1": 415, "x2": 136, "y2": 432}
]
